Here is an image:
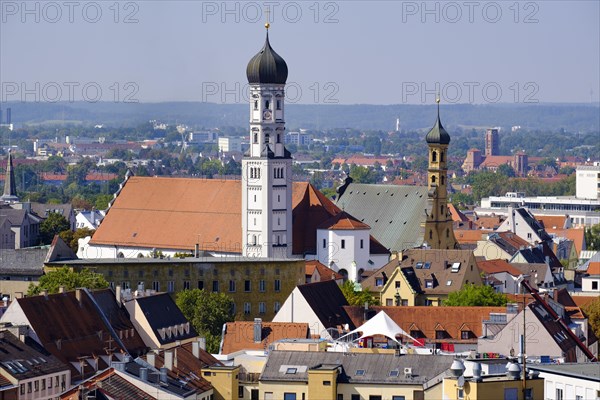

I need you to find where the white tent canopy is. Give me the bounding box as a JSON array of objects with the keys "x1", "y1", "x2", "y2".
[{"x1": 338, "y1": 310, "x2": 415, "y2": 343}]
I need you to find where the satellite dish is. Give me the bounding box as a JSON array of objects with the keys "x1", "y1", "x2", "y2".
[{"x1": 457, "y1": 375, "x2": 465, "y2": 388}]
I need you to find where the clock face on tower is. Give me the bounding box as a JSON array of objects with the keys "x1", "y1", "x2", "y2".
[{"x1": 263, "y1": 110, "x2": 272, "y2": 120}]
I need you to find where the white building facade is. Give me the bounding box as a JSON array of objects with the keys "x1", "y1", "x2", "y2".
[{"x1": 241, "y1": 30, "x2": 293, "y2": 258}]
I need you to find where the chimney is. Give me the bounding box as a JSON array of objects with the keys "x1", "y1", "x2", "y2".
[
  {"x1": 199, "y1": 337, "x2": 206, "y2": 351},
  {"x1": 192, "y1": 340, "x2": 200, "y2": 358},
  {"x1": 75, "y1": 288, "x2": 83, "y2": 305},
  {"x1": 58, "y1": 286, "x2": 65, "y2": 294},
  {"x1": 164, "y1": 350, "x2": 174, "y2": 370},
  {"x1": 159, "y1": 367, "x2": 168, "y2": 383},
  {"x1": 139, "y1": 368, "x2": 148, "y2": 382},
  {"x1": 195, "y1": 243, "x2": 200, "y2": 258},
  {"x1": 146, "y1": 352, "x2": 155, "y2": 367},
  {"x1": 253, "y1": 318, "x2": 262, "y2": 343},
  {"x1": 115, "y1": 285, "x2": 122, "y2": 304}
]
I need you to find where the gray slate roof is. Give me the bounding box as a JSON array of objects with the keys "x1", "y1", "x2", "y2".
[
  {"x1": 528, "y1": 363, "x2": 600, "y2": 381},
  {"x1": 0, "y1": 247, "x2": 47, "y2": 276},
  {"x1": 260, "y1": 351, "x2": 454, "y2": 385},
  {"x1": 335, "y1": 183, "x2": 427, "y2": 252}
]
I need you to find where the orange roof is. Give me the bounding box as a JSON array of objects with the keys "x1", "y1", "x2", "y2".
[
  {"x1": 343, "y1": 306, "x2": 506, "y2": 342},
  {"x1": 317, "y1": 210, "x2": 370, "y2": 230},
  {"x1": 546, "y1": 227, "x2": 586, "y2": 254},
  {"x1": 474, "y1": 215, "x2": 504, "y2": 230},
  {"x1": 447, "y1": 204, "x2": 470, "y2": 222},
  {"x1": 479, "y1": 156, "x2": 514, "y2": 168},
  {"x1": 587, "y1": 262, "x2": 600, "y2": 276},
  {"x1": 305, "y1": 260, "x2": 343, "y2": 281},
  {"x1": 477, "y1": 259, "x2": 523, "y2": 276},
  {"x1": 92, "y1": 177, "x2": 341, "y2": 255},
  {"x1": 536, "y1": 215, "x2": 567, "y2": 230},
  {"x1": 454, "y1": 229, "x2": 492, "y2": 244},
  {"x1": 220, "y1": 321, "x2": 309, "y2": 354}
]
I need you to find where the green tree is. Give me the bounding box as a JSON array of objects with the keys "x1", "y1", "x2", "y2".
[
  {"x1": 443, "y1": 284, "x2": 507, "y2": 306},
  {"x1": 28, "y1": 266, "x2": 108, "y2": 295},
  {"x1": 60, "y1": 227, "x2": 95, "y2": 252},
  {"x1": 39, "y1": 212, "x2": 70, "y2": 245},
  {"x1": 176, "y1": 289, "x2": 235, "y2": 353},
  {"x1": 583, "y1": 297, "x2": 600, "y2": 342},
  {"x1": 341, "y1": 281, "x2": 380, "y2": 306},
  {"x1": 585, "y1": 224, "x2": 600, "y2": 251},
  {"x1": 497, "y1": 164, "x2": 516, "y2": 177}
]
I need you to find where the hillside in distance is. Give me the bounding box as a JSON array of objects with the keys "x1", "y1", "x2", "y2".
[{"x1": 2, "y1": 102, "x2": 599, "y2": 132}]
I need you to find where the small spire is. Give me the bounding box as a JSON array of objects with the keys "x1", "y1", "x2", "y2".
[
  {"x1": 265, "y1": 5, "x2": 271, "y2": 30},
  {"x1": 436, "y1": 94, "x2": 441, "y2": 119}
]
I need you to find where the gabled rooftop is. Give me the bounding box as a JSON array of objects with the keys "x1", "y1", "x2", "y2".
[
  {"x1": 296, "y1": 280, "x2": 355, "y2": 331},
  {"x1": 220, "y1": 321, "x2": 309, "y2": 354}
]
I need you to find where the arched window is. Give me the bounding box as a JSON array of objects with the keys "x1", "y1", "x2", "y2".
[
  {"x1": 265, "y1": 100, "x2": 270, "y2": 109},
  {"x1": 432, "y1": 151, "x2": 437, "y2": 162},
  {"x1": 441, "y1": 205, "x2": 444, "y2": 215},
  {"x1": 446, "y1": 228, "x2": 450, "y2": 238},
  {"x1": 276, "y1": 133, "x2": 281, "y2": 143},
  {"x1": 252, "y1": 235, "x2": 257, "y2": 245},
  {"x1": 431, "y1": 176, "x2": 436, "y2": 183},
  {"x1": 276, "y1": 100, "x2": 281, "y2": 110},
  {"x1": 117, "y1": 252, "x2": 124, "y2": 258},
  {"x1": 440, "y1": 151, "x2": 445, "y2": 162}
]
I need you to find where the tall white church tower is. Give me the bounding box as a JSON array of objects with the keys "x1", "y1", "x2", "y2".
[{"x1": 242, "y1": 25, "x2": 293, "y2": 258}]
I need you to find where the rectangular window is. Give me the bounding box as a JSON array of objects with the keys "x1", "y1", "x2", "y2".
[
  {"x1": 229, "y1": 280, "x2": 236, "y2": 292},
  {"x1": 122, "y1": 281, "x2": 130, "y2": 289},
  {"x1": 274, "y1": 279, "x2": 281, "y2": 292},
  {"x1": 239, "y1": 386, "x2": 244, "y2": 398},
  {"x1": 259, "y1": 280, "x2": 266, "y2": 292},
  {"x1": 386, "y1": 299, "x2": 393, "y2": 306},
  {"x1": 392, "y1": 397, "x2": 405, "y2": 400},
  {"x1": 338, "y1": 395, "x2": 344, "y2": 400},
  {"x1": 251, "y1": 389, "x2": 259, "y2": 400},
  {"x1": 198, "y1": 280, "x2": 204, "y2": 290},
  {"x1": 461, "y1": 331, "x2": 471, "y2": 339},
  {"x1": 351, "y1": 396, "x2": 360, "y2": 400},
  {"x1": 167, "y1": 281, "x2": 175, "y2": 293},
  {"x1": 213, "y1": 280, "x2": 219, "y2": 292},
  {"x1": 395, "y1": 281, "x2": 401, "y2": 288},
  {"x1": 274, "y1": 302, "x2": 281, "y2": 313},
  {"x1": 425, "y1": 280, "x2": 433, "y2": 288},
  {"x1": 259, "y1": 302, "x2": 266, "y2": 314},
  {"x1": 42, "y1": 379, "x2": 46, "y2": 390},
  {"x1": 152, "y1": 281, "x2": 160, "y2": 291},
  {"x1": 341, "y1": 239, "x2": 345, "y2": 249},
  {"x1": 556, "y1": 389, "x2": 563, "y2": 400},
  {"x1": 457, "y1": 388, "x2": 464, "y2": 400},
  {"x1": 28, "y1": 382, "x2": 32, "y2": 393},
  {"x1": 593, "y1": 281, "x2": 599, "y2": 290},
  {"x1": 245, "y1": 280, "x2": 251, "y2": 292},
  {"x1": 323, "y1": 238, "x2": 326, "y2": 248},
  {"x1": 283, "y1": 394, "x2": 296, "y2": 400},
  {"x1": 323, "y1": 380, "x2": 331, "y2": 386},
  {"x1": 20, "y1": 384, "x2": 24, "y2": 395},
  {"x1": 368, "y1": 396, "x2": 382, "y2": 400},
  {"x1": 360, "y1": 239, "x2": 364, "y2": 249},
  {"x1": 244, "y1": 302, "x2": 251, "y2": 315},
  {"x1": 183, "y1": 281, "x2": 190, "y2": 290}
]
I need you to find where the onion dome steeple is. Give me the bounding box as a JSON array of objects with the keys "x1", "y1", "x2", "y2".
[
  {"x1": 426, "y1": 98, "x2": 451, "y2": 145},
  {"x1": 246, "y1": 24, "x2": 288, "y2": 85}
]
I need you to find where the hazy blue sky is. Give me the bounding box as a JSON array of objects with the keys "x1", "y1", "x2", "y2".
[{"x1": 1, "y1": 1, "x2": 598, "y2": 105}]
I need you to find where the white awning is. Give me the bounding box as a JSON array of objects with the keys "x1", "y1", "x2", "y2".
[{"x1": 339, "y1": 310, "x2": 415, "y2": 343}]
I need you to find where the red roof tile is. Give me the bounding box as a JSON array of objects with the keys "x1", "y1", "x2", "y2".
[
  {"x1": 317, "y1": 211, "x2": 370, "y2": 230},
  {"x1": 221, "y1": 322, "x2": 309, "y2": 354}
]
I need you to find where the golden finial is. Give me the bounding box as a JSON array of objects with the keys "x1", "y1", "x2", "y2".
[{"x1": 265, "y1": 5, "x2": 271, "y2": 30}]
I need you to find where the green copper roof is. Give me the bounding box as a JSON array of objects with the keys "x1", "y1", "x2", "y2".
[{"x1": 246, "y1": 32, "x2": 288, "y2": 85}]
